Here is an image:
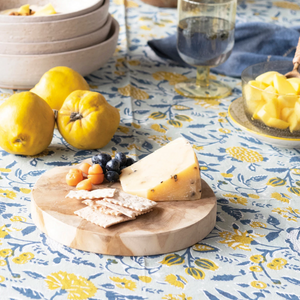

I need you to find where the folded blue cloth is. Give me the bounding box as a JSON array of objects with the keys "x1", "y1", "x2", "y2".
[{"x1": 148, "y1": 22, "x2": 300, "y2": 77}]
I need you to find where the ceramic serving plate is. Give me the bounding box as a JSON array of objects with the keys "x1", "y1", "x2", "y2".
[
  {"x1": 0, "y1": 15, "x2": 112, "y2": 55},
  {"x1": 0, "y1": 17, "x2": 119, "y2": 90},
  {"x1": 0, "y1": 0, "x2": 103, "y2": 22},
  {"x1": 0, "y1": 0, "x2": 109, "y2": 43},
  {"x1": 228, "y1": 97, "x2": 300, "y2": 148}
]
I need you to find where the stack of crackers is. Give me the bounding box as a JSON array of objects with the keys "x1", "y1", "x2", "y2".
[{"x1": 66, "y1": 188, "x2": 157, "y2": 228}]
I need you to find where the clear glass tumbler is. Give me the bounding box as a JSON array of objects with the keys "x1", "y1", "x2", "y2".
[{"x1": 175, "y1": 0, "x2": 237, "y2": 99}]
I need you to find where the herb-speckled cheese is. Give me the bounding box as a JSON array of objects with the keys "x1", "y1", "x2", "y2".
[{"x1": 120, "y1": 137, "x2": 201, "y2": 201}]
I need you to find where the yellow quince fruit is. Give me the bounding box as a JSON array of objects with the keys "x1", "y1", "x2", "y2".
[
  {"x1": 0, "y1": 92, "x2": 55, "y2": 155},
  {"x1": 57, "y1": 90, "x2": 120, "y2": 149},
  {"x1": 30, "y1": 66, "x2": 90, "y2": 111}
]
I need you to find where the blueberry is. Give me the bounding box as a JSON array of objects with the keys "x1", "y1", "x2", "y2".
[
  {"x1": 105, "y1": 171, "x2": 119, "y2": 182},
  {"x1": 106, "y1": 158, "x2": 120, "y2": 172},
  {"x1": 115, "y1": 152, "x2": 127, "y2": 166},
  {"x1": 91, "y1": 155, "x2": 100, "y2": 164},
  {"x1": 99, "y1": 162, "x2": 106, "y2": 174},
  {"x1": 97, "y1": 153, "x2": 111, "y2": 166},
  {"x1": 126, "y1": 157, "x2": 135, "y2": 166},
  {"x1": 120, "y1": 165, "x2": 127, "y2": 171}
]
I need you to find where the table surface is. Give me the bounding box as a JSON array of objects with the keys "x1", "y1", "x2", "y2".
[{"x1": 1, "y1": 0, "x2": 300, "y2": 299}]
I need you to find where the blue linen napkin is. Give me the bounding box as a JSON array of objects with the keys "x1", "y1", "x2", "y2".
[{"x1": 147, "y1": 22, "x2": 300, "y2": 77}]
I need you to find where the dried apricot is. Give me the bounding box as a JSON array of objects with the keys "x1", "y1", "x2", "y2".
[
  {"x1": 66, "y1": 169, "x2": 83, "y2": 186},
  {"x1": 76, "y1": 178, "x2": 92, "y2": 191},
  {"x1": 88, "y1": 164, "x2": 103, "y2": 175},
  {"x1": 88, "y1": 174, "x2": 104, "y2": 185},
  {"x1": 78, "y1": 162, "x2": 91, "y2": 175}
]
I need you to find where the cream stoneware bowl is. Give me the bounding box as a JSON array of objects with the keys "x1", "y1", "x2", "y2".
[
  {"x1": 0, "y1": 18, "x2": 119, "y2": 89},
  {"x1": 0, "y1": 0, "x2": 109, "y2": 43},
  {"x1": 0, "y1": 0, "x2": 103, "y2": 22},
  {"x1": 0, "y1": 15, "x2": 112, "y2": 55}
]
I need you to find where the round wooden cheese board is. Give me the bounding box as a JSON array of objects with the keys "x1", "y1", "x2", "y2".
[{"x1": 31, "y1": 163, "x2": 217, "y2": 256}]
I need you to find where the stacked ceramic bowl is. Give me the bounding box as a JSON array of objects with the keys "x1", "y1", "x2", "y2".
[{"x1": 0, "y1": 0, "x2": 119, "y2": 89}]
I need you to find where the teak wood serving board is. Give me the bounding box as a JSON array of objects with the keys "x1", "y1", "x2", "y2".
[{"x1": 31, "y1": 164, "x2": 217, "y2": 256}]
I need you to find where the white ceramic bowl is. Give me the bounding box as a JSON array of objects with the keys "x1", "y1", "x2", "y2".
[
  {"x1": 0, "y1": 18, "x2": 119, "y2": 89},
  {"x1": 0, "y1": 15, "x2": 112, "y2": 55},
  {"x1": 0, "y1": 0, "x2": 109, "y2": 43},
  {"x1": 0, "y1": 0, "x2": 103, "y2": 22}
]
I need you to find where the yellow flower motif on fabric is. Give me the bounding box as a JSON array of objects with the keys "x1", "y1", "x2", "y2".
[
  {"x1": 12, "y1": 252, "x2": 34, "y2": 264},
  {"x1": 118, "y1": 84, "x2": 149, "y2": 100},
  {"x1": 226, "y1": 147, "x2": 264, "y2": 163},
  {"x1": 151, "y1": 124, "x2": 168, "y2": 133},
  {"x1": 114, "y1": 71, "x2": 126, "y2": 76},
  {"x1": 127, "y1": 144, "x2": 141, "y2": 151},
  {"x1": 152, "y1": 71, "x2": 187, "y2": 86},
  {"x1": 250, "y1": 255, "x2": 265, "y2": 263},
  {"x1": 219, "y1": 128, "x2": 231, "y2": 134},
  {"x1": 0, "y1": 259, "x2": 7, "y2": 266},
  {"x1": 0, "y1": 168, "x2": 11, "y2": 172},
  {"x1": 45, "y1": 271, "x2": 97, "y2": 300},
  {"x1": 272, "y1": 207, "x2": 298, "y2": 221},
  {"x1": 165, "y1": 274, "x2": 187, "y2": 289},
  {"x1": 118, "y1": 126, "x2": 130, "y2": 134},
  {"x1": 219, "y1": 112, "x2": 227, "y2": 117},
  {"x1": 192, "y1": 145, "x2": 204, "y2": 151},
  {"x1": 251, "y1": 281, "x2": 267, "y2": 289},
  {"x1": 219, "y1": 229, "x2": 264, "y2": 251},
  {"x1": 248, "y1": 194, "x2": 260, "y2": 199},
  {"x1": 195, "y1": 99, "x2": 221, "y2": 108},
  {"x1": 223, "y1": 193, "x2": 247, "y2": 206},
  {"x1": 267, "y1": 258, "x2": 287, "y2": 270},
  {"x1": 20, "y1": 188, "x2": 31, "y2": 194},
  {"x1": 250, "y1": 265, "x2": 263, "y2": 272},
  {"x1": 0, "y1": 226, "x2": 12, "y2": 239},
  {"x1": 273, "y1": 1, "x2": 300, "y2": 10},
  {"x1": 128, "y1": 60, "x2": 140, "y2": 66},
  {"x1": 10, "y1": 216, "x2": 27, "y2": 222},
  {"x1": 110, "y1": 277, "x2": 137, "y2": 291},
  {"x1": 132, "y1": 122, "x2": 140, "y2": 129},
  {"x1": 162, "y1": 293, "x2": 192, "y2": 300},
  {"x1": 218, "y1": 118, "x2": 227, "y2": 123},
  {"x1": 193, "y1": 244, "x2": 216, "y2": 252},
  {"x1": 0, "y1": 275, "x2": 5, "y2": 283},
  {"x1": 138, "y1": 276, "x2": 151, "y2": 283},
  {"x1": 0, "y1": 189, "x2": 17, "y2": 200},
  {"x1": 0, "y1": 249, "x2": 13, "y2": 258},
  {"x1": 250, "y1": 222, "x2": 266, "y2": 229},
  {"x1": 292, "y1": 168, "x2": 300, "y2": 174},
  {"x1": 221, "y1": 173, "x2": 233, "y2": 178},
  {"x1": 200, "y1": 166, "x2": 208, "y2": 171}
]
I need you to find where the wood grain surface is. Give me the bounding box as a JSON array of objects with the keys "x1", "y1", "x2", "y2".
[{"x1": 31, "y1": 163, "x2": 217, "y2": 256}]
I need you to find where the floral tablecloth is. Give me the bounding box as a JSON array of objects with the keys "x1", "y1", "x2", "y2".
[{"x1": 1, "y1": 1, "x2": 300, "y2": 299}]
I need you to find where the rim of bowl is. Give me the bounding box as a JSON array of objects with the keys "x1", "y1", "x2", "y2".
[
  {"x1": 0, "y1": 0, "x2": 103, "y2": 22},
  {"x1": 0, "y1": 14, "x2": 112, "y2": 47},
  {"x1": 0, "y1": 17, "x2": 119, "y2": 58},
  {"x1": 0, "y1": 0, "x2": 108, "y2": 25},
  {"x1": 241, "y1": 61, "x2": 297, "y2": 96}
]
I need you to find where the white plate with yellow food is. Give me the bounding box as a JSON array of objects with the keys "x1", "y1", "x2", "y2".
[
  {"x1": 0, "y1": 0, "x2": 103, "y2": 22},
  {"x1": 229, "y1": 97, "x2": 300, "y2": 148}
]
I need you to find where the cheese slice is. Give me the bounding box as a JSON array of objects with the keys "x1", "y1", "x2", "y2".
[{"x1": 120, "y1": 137, "x2": 201, "y2": 201}]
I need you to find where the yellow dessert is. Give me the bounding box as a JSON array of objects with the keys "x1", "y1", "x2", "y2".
[{"x1": 243, "y1": 71, "x2": 300, "y2": 133}]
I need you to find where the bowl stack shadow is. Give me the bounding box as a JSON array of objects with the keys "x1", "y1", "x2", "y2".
[{"x1": 0, "y1": 0, "x2": 119, "y2": 89}]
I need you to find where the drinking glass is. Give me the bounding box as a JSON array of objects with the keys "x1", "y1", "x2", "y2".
[{"x1": 175, "y1": 0, "x2": 237, "y2": 99}]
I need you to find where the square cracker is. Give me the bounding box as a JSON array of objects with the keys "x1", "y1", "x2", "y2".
[
  {"x1": 66, "y1": 188, "x2": 116, "y2": 200},
  {"x1": 74, "y1": 206, "x2": 134, "y2": 228},
  {"x1": 103, "y1": 190, "x2": 157, "y2": 211}
]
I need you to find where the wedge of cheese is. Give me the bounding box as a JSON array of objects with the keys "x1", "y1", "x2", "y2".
[{"x1": 120, "y1": 137, "x2": 201, "y2": 201}]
